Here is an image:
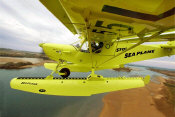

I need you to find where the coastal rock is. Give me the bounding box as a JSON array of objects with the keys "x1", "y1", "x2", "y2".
[{"x1": 113, "y1": 67, "x2": 132, "y2": 72}]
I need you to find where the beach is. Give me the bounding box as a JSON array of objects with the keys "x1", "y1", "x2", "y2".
[
  {"x1": 99, "y1": 76, "x2": 175, "y2": 117},
  {"x1": 1, "y1": 56, "x2": 175, "y2": 117},
  {"x1": 149, "y1": 68, "x2": 175, "y2": 77},
  {"x1": 0, "y1": 57, "x2": 54, "y2": 69}
]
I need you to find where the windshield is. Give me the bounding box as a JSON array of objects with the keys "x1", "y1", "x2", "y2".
[
  {"x1": 71, "y1": 40, "x2": 81, "y2": 49},
  {"x1": 72, "y1": 40, "x2": 89, "y2": 52}
]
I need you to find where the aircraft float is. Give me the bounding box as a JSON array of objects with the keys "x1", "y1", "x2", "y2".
[{"x1": 10, "y1": 0, "x2": 175, "y2": 96}]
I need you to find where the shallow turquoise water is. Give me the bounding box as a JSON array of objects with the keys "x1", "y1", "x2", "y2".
[{"x1": 0, "y1": 65, "x2": 171, "y2": 117}]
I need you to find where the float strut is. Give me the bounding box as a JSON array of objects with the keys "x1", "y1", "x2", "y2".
[{"x1": 46, "y1": 64, "x2": 60, "y2": 79}]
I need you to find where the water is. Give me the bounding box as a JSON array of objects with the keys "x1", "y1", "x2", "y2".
[
  {"x1": 0, "y1": 67, "x2": 104, "y2": 117},
  {"x1": 0, "y1": 65, "x2": 173, "y2": 117}
]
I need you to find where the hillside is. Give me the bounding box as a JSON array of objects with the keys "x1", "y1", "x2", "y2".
[{"x1": 0, "y1": 48, "x2": 48, "y2": 59}]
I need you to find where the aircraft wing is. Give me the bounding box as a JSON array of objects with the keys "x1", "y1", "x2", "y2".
[
  {"x1": 119, "y1": 28, "x2": 175, "y2": 43},
  {"x1": 40, "y1": 0, "x2": 175, "y2": 42},
  {"x1": 40, "y1": 0, "x2": 77, "y2": 34}
]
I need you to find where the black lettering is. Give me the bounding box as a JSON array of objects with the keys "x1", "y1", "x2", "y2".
[
  {"x1": 147, "y1": 50, "x2": 152, "y2": 53},
  {"x1": 92, "y1": 29, "x2": 106, "y2": 34},
  {"x1": 116, "y1": 48, "x2": 121, "y2": 52},
  {"x1": 122, "y1": 48, "x2": 126, "y2": 51},
  {"x1": 124, "y1": 53, "x2": 128, "y2": 58},
  {"x1": 143, "y1": 51, "x2": 147, "y2": 54},
  {"x1": 92, "y1": 29, "x2": 116, "y2": 35},
  {"x1": 95, "y1": 20, "x2": 133, "y2": 30},
  {"x1": 93, "y1": 20, "x2": 133, "y2": 35},
  {"x1": 125, "y1": 50, "x2": 155, "y2": 58},
  {"x1": 132, "y1": 52, "x2": 135, "y2": 56},
  {"x1": 21, "y1": 82, "x2": 37, "y2": 85},
  {"x1": 107, "y1": 23, "x2": 132, "y2": 30},
  {"x1": 128, "y1": 53, "x2": 132, "y2": 57},
  {"x1": 95, "y1": 20, "x2": 108, "y2": 28},
  {"x1": 116, "y1": 48, "x2": 127, "y2": 52},
  {"x1": 137, "y1": 52, "x2": 141, "y2": 55}
]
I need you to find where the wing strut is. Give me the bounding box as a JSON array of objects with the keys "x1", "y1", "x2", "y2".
[
  {"x1": 83, "y1": 9, "x2": 95, "y2": 69},
  {"x1": 97, "y1": 27, "x2": 172, "y2": 67}
]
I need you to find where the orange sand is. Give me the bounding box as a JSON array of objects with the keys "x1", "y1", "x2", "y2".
[
  {"x1": 0, "y1": 57, "x2": 27, "y2": 63},
  {"x1": 99, "y1": 77, "x2": 175, "y2": 117}
]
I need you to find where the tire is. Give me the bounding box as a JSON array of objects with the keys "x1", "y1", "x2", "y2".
[{"x1": 59, "y1": 68, "x2": 70, "y2": 78}]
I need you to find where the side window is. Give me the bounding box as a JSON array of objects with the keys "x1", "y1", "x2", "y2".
[
  {"x1": 72, "y1": 41, "x2": 81, "y2": 50},
  {"x1": 81, "y1": 42, "x2": 89, "y2": 53}
]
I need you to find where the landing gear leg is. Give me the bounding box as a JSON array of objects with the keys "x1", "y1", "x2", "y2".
[
  {"x1": 45, "y1": 61, "x2": 70, "y2": 79},
  {"x1": 45, "y1": 64, "x2": 60, "y2": 79},
  {"x1": 87, "y1": 69, "x2": 103, "y2": 80}
]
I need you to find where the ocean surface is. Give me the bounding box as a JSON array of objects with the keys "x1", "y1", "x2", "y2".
[{"x1": 0, "y1": 65, "x2": 174, "y2": 117}]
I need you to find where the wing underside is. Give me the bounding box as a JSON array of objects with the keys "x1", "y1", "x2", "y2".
[{"x1": 40, "y1": 0, "x2": 175, "y2": 42}]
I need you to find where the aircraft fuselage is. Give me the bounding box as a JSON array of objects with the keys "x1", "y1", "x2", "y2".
[{"x1": 40, "y1": 41, "x2": 175, "y2": 72}]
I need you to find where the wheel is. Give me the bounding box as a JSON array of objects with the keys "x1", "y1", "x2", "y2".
[{"x1": 59, "y1": 68, "x2": 70, "y2": 78}]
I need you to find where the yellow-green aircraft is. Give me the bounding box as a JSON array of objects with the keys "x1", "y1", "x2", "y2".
[{"x1": 10, "y1": 0, "x2": 175, "y2": 96}]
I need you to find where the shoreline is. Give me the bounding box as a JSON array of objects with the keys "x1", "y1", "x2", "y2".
[
  {"x1": 1, "y1": 57, "x2": 175, "y2": 116},
  {"x1": 0, "y1": 57, "x2": 55, "y2": 69},
  {"x1": 99, "y1": 77, "x2": 175, "y2": 117},
  {"x1": 113, "y1": 67, "x2": 132, "y2": 72},
  {"x1": 149, "y1": 68, "x2": 175, "y2": 77}
]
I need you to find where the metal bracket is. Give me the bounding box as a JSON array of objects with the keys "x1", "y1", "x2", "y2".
[{"x1": 87, "y1": 69, "x2": 104, "y2": 81}]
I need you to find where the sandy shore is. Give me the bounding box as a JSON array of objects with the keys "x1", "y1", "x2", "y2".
[
  {"x1": 149, "y1": 68, "x2": 175, "y2": 77},
  {"x1": 0, "y1": 57, "x2": 54, "y2": 69},
  {"x1": 113, "y1": 67, "x2": 132, "y2": 72},
  {"x1": 0, "y1": 57, "x2": 43, "y2": 63},
  {"x1": 131, "y1": 60, "x2": 175, "y2": 70},
  {"x1": 99, "y1": 77, "x2": 175, "y2": 117}
]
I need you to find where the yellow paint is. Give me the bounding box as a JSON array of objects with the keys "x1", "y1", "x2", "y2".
[
  {"x1": 40, "y1": 0, "x2": 175, "y2": 41},
  {"x1": 10, "y1": 0, "x2": 175, "y2": 96},
  {"x1": 10, "y1": 76, "x2": 149, "y2": 96},
  {"x1": 41, "y1": 41, "x2": 175, "y2": 72}
]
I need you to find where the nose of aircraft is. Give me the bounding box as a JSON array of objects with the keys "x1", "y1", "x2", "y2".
[
  {"x1": 38, "y1": 43, "x2": 77, "y2": 62},
  {"x1": 39, "y1": 43, "x2": 63, "y2": 61},
  {"x1": 39, "y1": 43, "x2": 45, "y2": 48}
]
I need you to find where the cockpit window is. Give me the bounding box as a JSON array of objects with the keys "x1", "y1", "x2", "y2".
[
  {"x1": 81, "y1": 42, "x2": 89, "y2": 53},
  {"x1": 72, "y1": 41, "x2": 81, "y2": 49},
  {"x1": 71, "y1": 40, "x2": 89, "y2": 52},
  {"x1": 72, "y1": 40, "x2": 103, "y2": 53}
]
